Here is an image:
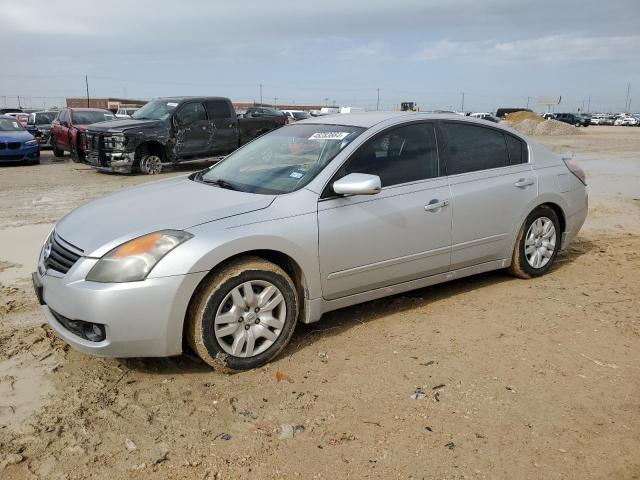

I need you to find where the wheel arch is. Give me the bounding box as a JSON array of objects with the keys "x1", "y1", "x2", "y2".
[
  {"x1": 182, "y1": 248, "x2": 311, "y2": 350},
  {"x1": 135, "y1": 140, "x2": 166, "y2": 161}
]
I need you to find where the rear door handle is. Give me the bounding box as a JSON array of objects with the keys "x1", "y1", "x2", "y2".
[
  {"x1": 514, "y1": 178, "x2": 535, "y2": 188},
  {"x1": 424, "y1": 199, "x2": 449, "y2": 211}
]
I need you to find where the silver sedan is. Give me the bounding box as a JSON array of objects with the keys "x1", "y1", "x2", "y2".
[{"x1": 33, "y1": 112, "x2": 588, "y2": 371}]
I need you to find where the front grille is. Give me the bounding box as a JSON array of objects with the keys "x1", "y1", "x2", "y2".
[
  {"x1": 45, "y1": 232, "x2": 83, "y2": 274},
  {"x1": 86, "y1": 132, "x2": 108, "y2": 166},
  {"x1": 8, "y1": 142, "x2": 20, "y2": 150}
]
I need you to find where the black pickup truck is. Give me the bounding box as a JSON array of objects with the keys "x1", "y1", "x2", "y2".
[{"x1": 84, "y1": 97, "x2": 287, "y2": 174}]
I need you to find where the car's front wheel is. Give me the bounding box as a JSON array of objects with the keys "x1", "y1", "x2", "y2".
[
  {"x1": 508, "y1": 205, "x2": 561, "y2": 279},
  {"x1": 186, "y1": 257, "x2": 299, "y2": 371}
]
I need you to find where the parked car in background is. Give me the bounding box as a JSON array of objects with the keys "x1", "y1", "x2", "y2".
[
  {"x1": 554, "y1": 113, "x2": 590, "y2": 127},
  {"x1": 281, "y1": 110, "x2": 312, "y2": 122},
  {"x1": 34, "y1": 112, "x2": 588, "y2": 370},
  {"x1": 84, "y1": 97, "x2": 288, "y2": 174},
  {"x1": 615, "y1": 116, "x2": 639, "y2": 126},
  {"x1": 469, "y1": 112, "x2": 499, "y2": 123},
  {"x1": 0, "y1": 108, "x2": 24, "y2": 115},
  {"x1": 6, "y1": 112, "x2": 29, "y2": 127},
  {"x1": 26, "y1": 111, "x2": 58, "y2": 147},
  {"x1": 242, "y1": 107, "x2": 289, "y2": 123},
  {"x1": 495, "y1": 108, "x2": 532, "y2": 118},
  {"x1": 115, "y1": 107, "x2": 140, "y2": 119},
  {"x1": 0, "y1": 115, "x2": 40, "y2": 165},
  {"x1": 542, "y1": 113, "x2": 556, "y2": 120},
  {"x1": 590, "y1": 114, "x2": 615, "y2": 125},
  {"x1": 50, "y1": 108, "x2": 115, "y2": 161}
]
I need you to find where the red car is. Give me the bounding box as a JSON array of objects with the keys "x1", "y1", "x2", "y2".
[{"x1": 51, "y1": 108, "x2": 114, "y2": 162}]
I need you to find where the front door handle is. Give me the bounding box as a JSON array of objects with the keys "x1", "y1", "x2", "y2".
[
  {"x1": 424, "y1": 199, "x2": 449, "y2": 212},
  {"x1": 515, "y1": 178, "x2": 535, "y2": 188}
]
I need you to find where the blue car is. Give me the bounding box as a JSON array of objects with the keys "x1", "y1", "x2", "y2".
[{"x1": 0, "y1": 115, "x2": 40, "y2": 164}]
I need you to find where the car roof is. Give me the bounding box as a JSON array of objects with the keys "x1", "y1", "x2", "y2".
[
  {"x1": 299, "y1": 111, "x2": 484, "y2": 128},
  {"x1": 68, "y1": 107, "x2": 112, "y2": 112},
  {"x1": 157, "y1": 96, "x2": 229, "y2": 103}
]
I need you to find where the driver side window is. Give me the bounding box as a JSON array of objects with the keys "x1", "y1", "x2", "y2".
[
  {"x1": 176, "y1": 102, "x2": 206, "y2": 126},
  {"x1": 341, "y1": 123, "x2": 439, "y2": 188}
]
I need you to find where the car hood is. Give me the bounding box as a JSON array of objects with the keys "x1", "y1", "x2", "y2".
[
  {"x1": 87, "y1": 118, "x2": 164, "y2": 133},
  {"x1": 0, "y1": 130, "x2": 34, "y2": 142},
  {"x1": 55, "y1": 176, "x2": 276, "y2": 257}
]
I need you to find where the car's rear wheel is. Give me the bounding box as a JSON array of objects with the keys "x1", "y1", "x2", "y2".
[
  {"x1": 508, "y1": 205, "x2": 561, "y2": 279},
  {"x1": 139, "y1": 154, "x2": 163, "y2": 174},
  {"x1": 574, "y1": 122, "x2": 581, "y2": 127},
  {"x1": 186, "y1": 257, "x2": 299, "y2": 372}
]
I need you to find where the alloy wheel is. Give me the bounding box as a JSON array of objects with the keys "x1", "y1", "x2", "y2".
[
  {"x1": 524, "y1": 217, "x2": 557, "y2": 269},
  {"x1": 214, "y1": 280, "x2": 286, "y2": 358}
]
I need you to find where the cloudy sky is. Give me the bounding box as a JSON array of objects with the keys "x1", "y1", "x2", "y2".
[{"x1": 1, "y1": 0, "x2": 639, "y2": 112}]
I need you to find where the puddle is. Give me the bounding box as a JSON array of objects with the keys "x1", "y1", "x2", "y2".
[
  {"x1": 0, "y1": 224, "x2": 53, "y2": 285},
  {"x1": 0, "y1": 352, "x2": 55, "y2": 431}
]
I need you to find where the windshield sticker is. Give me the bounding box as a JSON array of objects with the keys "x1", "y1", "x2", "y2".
[
  {"x1": 308, "y1": 132, "x2": 350, "y2": 141},
  {"x1": 167, "y1": 102, "x2": 178, "y2": 107},
  {"x1": 289, "y1": 171, "x2": 304, "y2": 179}
]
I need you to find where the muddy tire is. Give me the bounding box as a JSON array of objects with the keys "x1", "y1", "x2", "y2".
[
  {"x1": 508, "y1": 205, "x2": 561, "y2": 279},
  {"x1": 52, "y1": 141, "x2": 64, "y2": 158},
  {"x1": 139, "y1": 154, "x2": 163, "y2": 175},
  {"x1": 186, "y1": 257, "x2": 299, "y2": 372}
]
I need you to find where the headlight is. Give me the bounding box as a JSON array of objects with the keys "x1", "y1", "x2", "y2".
[
  {"x1": 86, "y1": 230, "x2": 193, "y2": 283},
  {"x1": 103, "y1": 134, "x2": 127, "y2": 150},
  {"x1": 25, "y1": 139, "x2": 38, "y2": 146}
]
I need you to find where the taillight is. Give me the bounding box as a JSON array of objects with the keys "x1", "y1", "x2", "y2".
[
  {"x1": 562, "y1": 158, "x2": 586, "y2": 186},
  {"x1": 284, "y1": 116, "x2": 289, "y2": 125}
]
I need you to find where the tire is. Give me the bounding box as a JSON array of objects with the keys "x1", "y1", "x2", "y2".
[
  {"x1": 186, "y1": 257, "x2": 299, "y2": 372},
  {"x1": 139, "y1": 154, "x2": 163, "y2": 175},
  {"x1": 52, "y1": 141, "x2": 64, "y2": 158},
  {"x1": 70, "y1": 143, "x2": 82, "y2": 163},
  {"x1": 574, "y1": 122, "x2": 581, "y2": 127},
  {"x1": 508, "y1": 205, "x2": 561, "y2": 279}
]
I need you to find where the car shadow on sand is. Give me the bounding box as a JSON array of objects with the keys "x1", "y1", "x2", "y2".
[{"x1": 123, "y1": 236, "x2": 595, "y2": 375}]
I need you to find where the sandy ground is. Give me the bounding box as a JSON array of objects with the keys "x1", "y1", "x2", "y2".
[{"x1": 0, "y1": 126, "x2": 639, "y2": 479}]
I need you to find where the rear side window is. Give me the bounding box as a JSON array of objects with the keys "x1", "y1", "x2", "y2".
[
  {"x1": 205, "y1": 100, "x2": 233, "y2": 119},
  {"x1": 441, "y1": 123, "x2": 509, "y2": 175},
  {"x1": 341, "y1": 123, "x2": 439, "y2": 187},
  {"x1": 505, "y1": 134, "x2": 527, "y2": 164}
]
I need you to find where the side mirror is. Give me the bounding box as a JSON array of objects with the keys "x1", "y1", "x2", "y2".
[{"x1": 333, "y1": 173, "x2": 381, "y2": 196}]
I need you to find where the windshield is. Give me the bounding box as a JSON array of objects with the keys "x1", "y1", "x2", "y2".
[
  {"x1": 197, "y1": 124, "x2": 365, "y2": 194},
  {"x1": 73, "y1": 111, "x2": 114, "y2": 124},
  {"x1": 0, "y1": 118, "x2": 24, "y2": 131},
  {"x1": 132, "y1": 100, "x2": 178, "y2": 120},
  {"x1": 35, "y1": 112, "x2": 56, "y2": 125},
  {"x1": 292, "y1": 112, "x2": 311, "y2": 120}
]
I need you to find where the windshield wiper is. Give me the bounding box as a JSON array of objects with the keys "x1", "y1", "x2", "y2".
[{"x1": 200, "y1": 177, "x2": 238, "y2": 191}]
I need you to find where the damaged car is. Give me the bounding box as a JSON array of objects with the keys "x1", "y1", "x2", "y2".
[
  {"x1": 84, "y1": 97, "x2": 287, "y2": 174},
  {"x1": 33, "y1": 112, "x2": 588, "y2": 371}
]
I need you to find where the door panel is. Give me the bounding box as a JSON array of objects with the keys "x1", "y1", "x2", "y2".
[
  {"x1": 318, "y1": 179, "x2": 452, "y2": 300},
  {"x1": 449, "y1": 164, "x2": 537, "y2": 268},
  {"x1": 205, "y1": 100, "x2": 238, "y2": 154},
  {"x1": 174, "y1": 102, "x2": 209, "y2": 156}
]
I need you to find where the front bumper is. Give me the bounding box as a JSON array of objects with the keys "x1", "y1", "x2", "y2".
[
  {"x1": 34, "y1": 258, "x2": 207, "y2": 358},
  {"x1": 0, "y1": 145, "x2": 39, "y2": 162},
  {"x1": 86, "y1": 150, "x2": 136, "y2": 173}
]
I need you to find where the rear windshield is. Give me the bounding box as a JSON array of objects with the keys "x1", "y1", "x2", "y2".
[
  {"x1": 196, "y1": 124, "x2": 365, "y2": 194},
  {"x1": 73, "y1": 111, "x2": 114, "y2": 124}
]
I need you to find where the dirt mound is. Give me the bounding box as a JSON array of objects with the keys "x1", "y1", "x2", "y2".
[
  {"x1": 534, "y1": 119, "x2": 581, "y2": 136},
  {"x1": 505, "y1": 111, "x2": 544, "y2": 124},
  {"x1": 511, "y1": 119, "x2": 539, "y2": 135}
]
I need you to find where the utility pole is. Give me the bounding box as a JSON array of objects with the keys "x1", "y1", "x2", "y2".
[
  {"x1": 460, "y1": 92, "x2": 465, "y2": 112},
  {"x1": 376, "y1": 88, "x2": 380, "y2": 111},
  {"x1": 273, "y1": 97, "x2": 278, "y2": 108},
  {"x1": 259, "y1": 84, "x2": 263, "y2": 106},
  {"x1": 85, "y1": 74, "x2": 90, "y2": 107},
  {"x1": 526, "y1": 96, "x2": 531, "y2": 109},
  {"x1": 325, "y1": 97, "x2": 329, "y2": 107},
  {"x1": 17, "y1": 95, "x2": 21, "y2": 108},
  {"x1": 587, "y1": 96, "x2": 591, "y2": 113},
  {"x1": 625, "y1": 82, "x2": 631, "y2": 112}
]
